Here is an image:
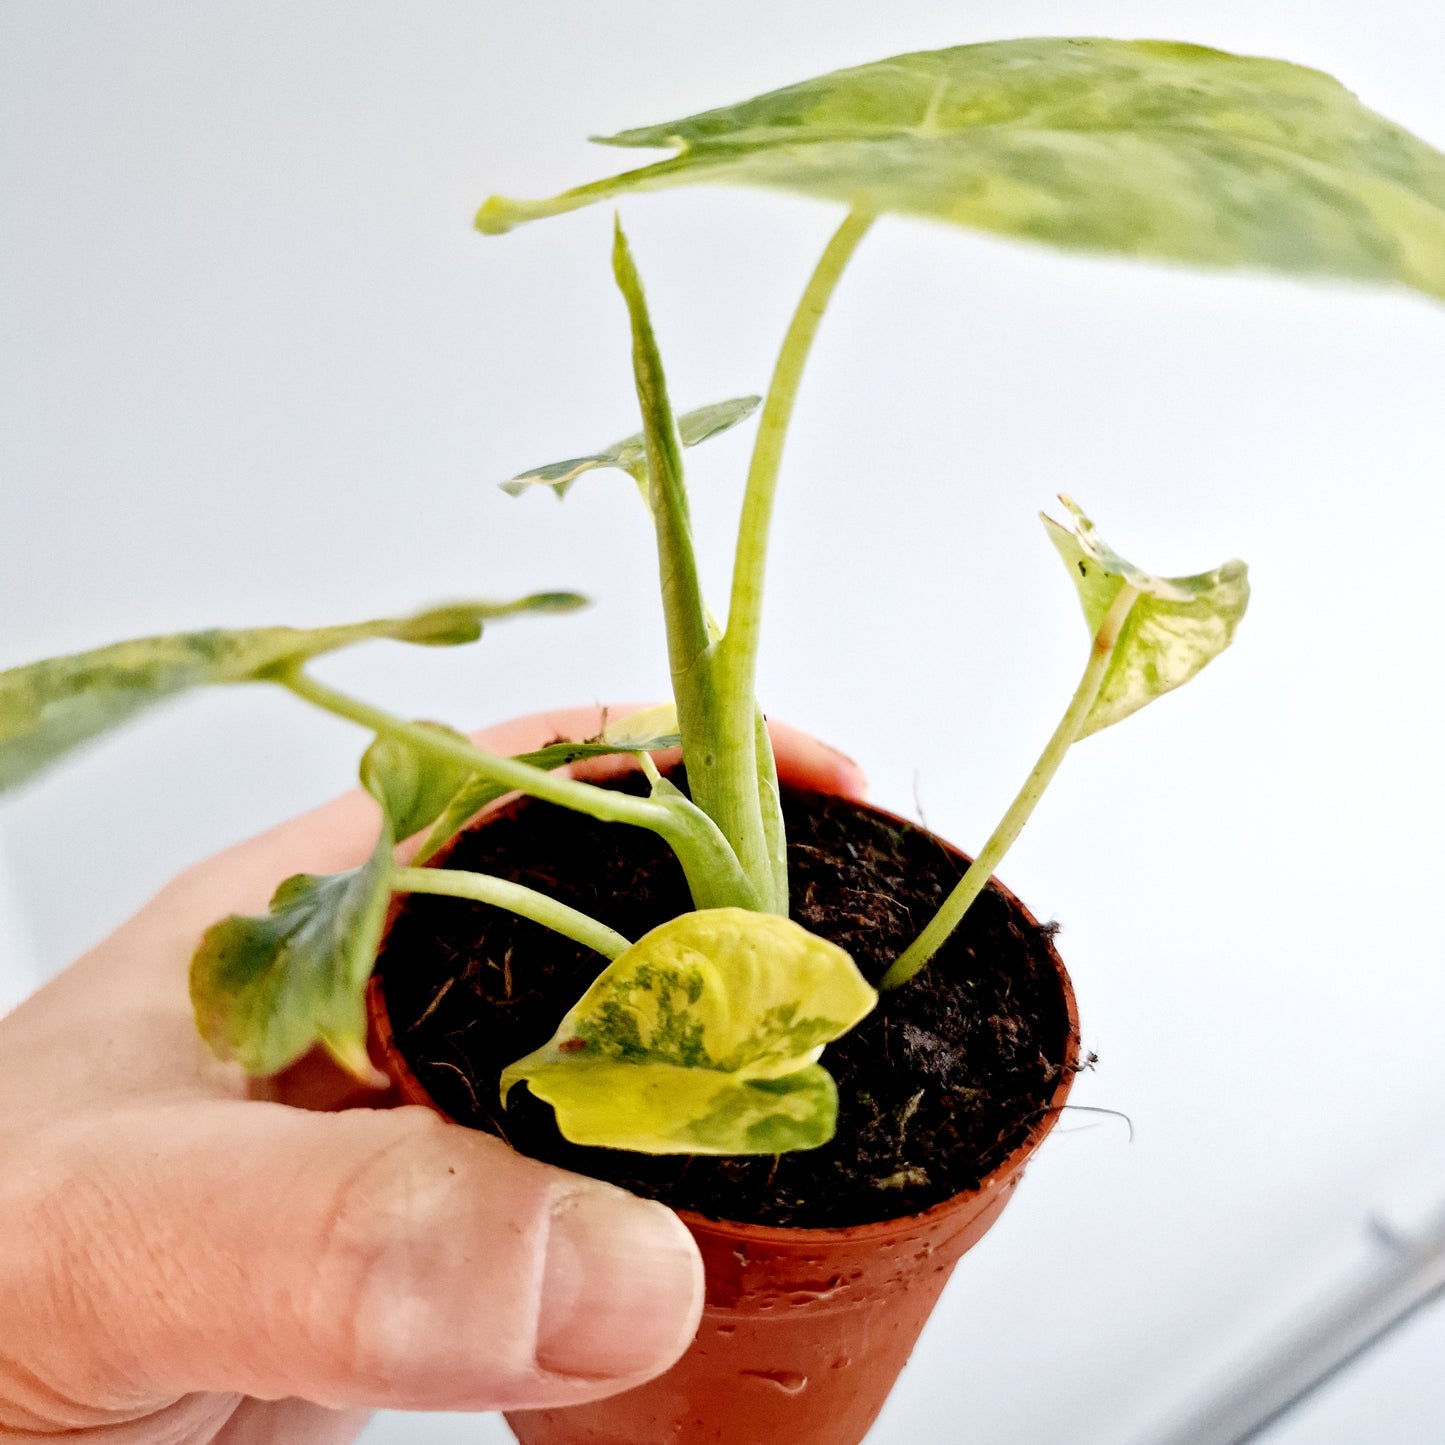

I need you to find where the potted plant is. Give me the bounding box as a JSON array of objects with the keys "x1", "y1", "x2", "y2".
[{"x1": 3, "y1": 34, "x2": 1442, "y2": 1445}]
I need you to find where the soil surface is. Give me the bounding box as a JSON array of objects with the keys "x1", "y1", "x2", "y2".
[{"x1": 377, "y1": 774, "x2": 1075, "y2": 1228}]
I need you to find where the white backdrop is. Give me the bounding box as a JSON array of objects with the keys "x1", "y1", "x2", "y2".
[{"x1": 3, "y1": 3, "x2": 1444, "y2": 1442}]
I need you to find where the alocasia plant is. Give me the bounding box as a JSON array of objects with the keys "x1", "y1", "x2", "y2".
[{"x1": 2, "y1": 37, "x2": 1442, "y2": 1155}]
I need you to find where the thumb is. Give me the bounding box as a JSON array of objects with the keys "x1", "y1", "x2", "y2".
[{"x1": 1, "y1": 1103, "x2": 702, "y2": 1416}]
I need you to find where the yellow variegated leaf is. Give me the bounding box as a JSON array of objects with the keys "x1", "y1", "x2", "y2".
[
  {"x1": 500, "y1": 1057, "x2": 838, "y2": 1154},
  {"x1": 1042, "y1": 495, "x2": 1250, "y2": 736},
  {"x1": 500, "y1": 907, "x2": 875, "y2": 1153}
]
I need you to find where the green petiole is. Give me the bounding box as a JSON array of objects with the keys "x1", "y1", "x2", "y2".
[
  {"x1": 708, "y1": 209, "x2": 876, "y2": 913},
  {"x1": 391, "y1": 866, "x2": 631, "y2": 960},
  {"x1": 279, "y1": 666, "x2": 759, "y2": 912},
  {"x1": 881, "y1": 583, "x2": 1141, "y2": 990}
]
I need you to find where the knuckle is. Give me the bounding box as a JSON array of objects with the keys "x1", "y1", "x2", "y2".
[{"x1": 298, "y1": 1110, "x2": 465, "y2": 1389}]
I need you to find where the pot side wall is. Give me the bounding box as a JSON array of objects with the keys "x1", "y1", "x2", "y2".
[
  {"x1": 365, "y1": 792, "x2": 1080, "y2": 1445},
  {"x1": 504, "y1": 1179, "x2": 1021, "y2": 1445}
]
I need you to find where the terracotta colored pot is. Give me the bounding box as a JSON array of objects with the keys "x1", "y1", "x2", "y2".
[{"x1": 366, "y1": 799, "x2": 1079, "y2": 1445}]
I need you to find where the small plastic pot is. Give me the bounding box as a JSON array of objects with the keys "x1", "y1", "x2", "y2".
[{"x1": 366, "y1": 801, "x2": 1079, "y2": 1445}]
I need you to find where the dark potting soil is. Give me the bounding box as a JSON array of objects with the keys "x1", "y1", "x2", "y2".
[{"x1": 377, "y1": 774, "x2": 1075, "y2": 1229}]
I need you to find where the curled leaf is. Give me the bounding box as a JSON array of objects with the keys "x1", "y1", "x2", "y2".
[
  {"x1": 500, "y1": 908, "x2": 876, "y2": 1153},
  {"x1": 0, "y1": 594, "x2": 585, "y2": 793},
  {"x1": 360, "y1": 723, "x2": 476, "y2": 842},
  {"x1": 191, "y1": 720, "x2": 490, "y2": 1081},
  {"x1": 190, "y1": 858, "x2": 391, "y2": 1084},
  {"x1": 501, "y1": 396, "x2": 761, "y2": 497},
  {"x1": 1043, "y1": 496, "x2": 1249, "y2": 736},
  {"x1": 478, "y1": 38, "x2": 1445, "y2": 303}
]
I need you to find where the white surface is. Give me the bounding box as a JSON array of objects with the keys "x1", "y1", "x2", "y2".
[{"x1": 3, "y1": 4, "x2": 1443, "y2": 1442}]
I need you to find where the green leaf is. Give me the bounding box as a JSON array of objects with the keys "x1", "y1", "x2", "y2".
[
  {"x1": 0, "y1": 594, "x2": 586, "y2": 793},
  {"x1": 412, "y1": 706, "x2": 682, "y2": 865},
  {"x1": 190, "y1": 856, "x2": 391, "y2": 1083},
  {"x1": 499, "y1": 907, "x2": 876, "y2": 1153},
  {"x1": 1042, "y1": 495, "x2": 1250, "y2": 736},
  {"x1": 477, "y1": 38, "x2": 1445, "y2": 302},
  {"x1": 191, "y1": 714, "x2": 523, "y2": 1081},
  {"x1": 501, "y1": 395, "x2": 760, "y2": 497},
  {"x1": 360, "y1": 723, "x2": 477, "y2": 841}
]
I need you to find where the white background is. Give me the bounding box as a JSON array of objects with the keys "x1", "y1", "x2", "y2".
[{"x1": 3, "y1": 3, "x2": 1444, "y2": 1442}]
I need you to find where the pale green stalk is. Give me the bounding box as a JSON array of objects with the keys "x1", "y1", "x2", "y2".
[
  {"x1": 280, "y1": 667, "x2": 758, "y2": 911},
  {"x1": 881, "y1": 584, "x2": 1141, "y2": 990},
  {"x1": 391, "y1": 866, "x2": 630, "y2": 959},
  {"x1": 753, "y1": 704, "x2": 788, "y2": 911},
  {"x1": 608, "y1": 223, "x2": 752, "y2": 909},
  {"x1": 713, "y1": 210, "x2": 875, "y2": 909},
  {"x1": 611, "y1": 222, "x2": 712, "y2": 737}
]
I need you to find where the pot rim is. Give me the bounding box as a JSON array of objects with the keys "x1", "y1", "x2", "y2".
[{"x1": 368, "y1": 785, "x2": 1081, "y2": 1243}]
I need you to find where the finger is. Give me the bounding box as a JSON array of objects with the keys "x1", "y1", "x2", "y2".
[
  {"x1": 211, "y1": 1397, "x2": 369, "y2": 1445},
  {"x1": 0, "y1": 1104, "x2": 703, "y2": 1417},
  {"x1": 764, "y1": 717, "x2": 868, "y2": 799},
  {"x1": 558, "y1": 708, "x2": 870, "y2": 801}
]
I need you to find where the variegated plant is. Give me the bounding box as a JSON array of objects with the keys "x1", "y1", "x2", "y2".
[{"x1": 3, "y1": 37, "x2": 1441, "y2": 1154}]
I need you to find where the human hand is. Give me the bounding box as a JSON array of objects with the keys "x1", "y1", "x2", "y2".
[{"x1": 0, "y1": 707, "x2": 866, "y2": 1443}]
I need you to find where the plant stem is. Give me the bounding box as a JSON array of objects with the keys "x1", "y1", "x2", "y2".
[
  {"x1": 611, "y1": 221, "x2": 713, "y2": 729},
  {"x1": 609, "y1": 221, "x2": 755, "y2": 911},
  {"x1": 713, "y1": 209, "x2": 875, "y2": 910},
  {"x1": 753, "y1": 704, "x2": 789, "y2": 911},
  {"x1": 880, "y1": 584, "x2": 1141, "y2": 991},
  {"x1": 280, "y1": 667, "x2": 759, "y2": 911},
  {"x1": 391, "y1": 866, "x2": 630, "y2": 959}
]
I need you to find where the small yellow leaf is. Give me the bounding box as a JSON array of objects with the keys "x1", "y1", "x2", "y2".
[
  {"x1": 501, "y1": 908, "x2": 875, "y2": 1154},
  {"x1": 1043, "y1": 497, "x2": 1249, "y2": 736}
]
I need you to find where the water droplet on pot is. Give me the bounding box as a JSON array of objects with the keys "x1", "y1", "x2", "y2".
[
  {"x1": 741, "y1": 1369, "x2": 808, "y2": 1395},
  {"x1": 785, "y1": 1273, "x2": 845, "y2": 1306},
  {"x1": 715, "y1": 1324, "x2": 736, "y2": 1337}
]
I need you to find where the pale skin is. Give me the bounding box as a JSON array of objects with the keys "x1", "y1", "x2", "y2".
[{"x1": 0, "y1": 706, "x2": 867, "y2": 1444}]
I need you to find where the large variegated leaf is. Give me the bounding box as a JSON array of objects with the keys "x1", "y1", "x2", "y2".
[
  {"x1": 0, "y1": 594, "x2": 584, "y2": 792},
  {"x1": 478, "y1": 38, "x2": 1445, "y2": 302},
  {"x1": 501, "y1": 396, "x2": 760, "y2": 498},
  {"x1": 191, "y1": 729, "x2": 484, "y2": 1080},
  {"x1": 1043, "y1": 496, "x2": 1249, "y2": 736},
  {"x1": 500, "y1": 907, "x2": 876, "y2": 1153}
]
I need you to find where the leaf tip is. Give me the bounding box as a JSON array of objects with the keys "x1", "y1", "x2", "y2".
[
  {"x1": 527, "y1": 590, "x2": 590, "y2": 613},
  {"x1": 474, "y1": 196, "x2": 522, "y2": 236},
  {"x1": 324, "y1": 1034, "x2": 391, "y2": 1090},
  {"x1": 473, "y1": 198, "x2": 510, "y2": 236},
  {"x1": 610, "y1": 213, "x2": 639, "y2": 288}
]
